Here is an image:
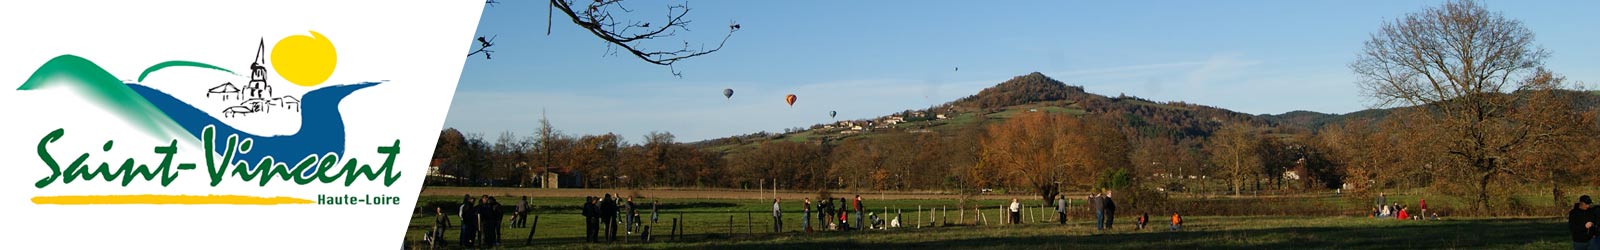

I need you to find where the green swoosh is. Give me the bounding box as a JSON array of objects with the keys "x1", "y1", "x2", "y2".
[
  {"x1": 137, "y1": 60, "x2": 237, "y2": 82},
  {"x1": 18, "y1": 54, "x2": 186, "y2": 139}
]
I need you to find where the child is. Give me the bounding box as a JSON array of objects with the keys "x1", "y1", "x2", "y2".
[
  {"x1": 1136, "y1": 213, "x2": 1148, "y2": 230},
  {"x1": 1169, "y1": 212, "x2": 1183, "y2": 231}
]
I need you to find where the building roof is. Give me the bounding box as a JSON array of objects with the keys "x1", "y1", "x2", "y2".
[{"x1": 208, "y1": 82, "x2": 240, "y2": 93}]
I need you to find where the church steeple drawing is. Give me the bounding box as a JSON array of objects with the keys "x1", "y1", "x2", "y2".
[
  {"x1": 243, "y1": 38, "x2": 272, "y2": 100},
  {"x1": 209, "y1": 38, "x2": 300, "y2": 118}
]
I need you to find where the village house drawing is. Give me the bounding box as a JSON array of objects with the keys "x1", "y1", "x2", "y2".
[
  {"x1": 211, "y1": 38, "x2": 300, "y2": 118},
  {"x1": 207, "y1": 82, "x2": 241, "y2": 101}
]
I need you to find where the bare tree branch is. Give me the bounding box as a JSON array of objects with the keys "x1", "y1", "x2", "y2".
[
  {"x1": 547, "y1": 0, "x2": 737, "y2": 77},
  {"x1": 468, "y1": 35, "x2": 497, "y2": 59}
]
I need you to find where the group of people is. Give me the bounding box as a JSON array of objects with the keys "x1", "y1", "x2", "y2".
[
  {"x1": 1088, "y1": 191, "x2": 1117, "y2": 230},
  {"x1": 1006, "y1": 192, "x2": 1180, "y2": 232},
  {"x1": 581, "y1": 194, "x2": 659, "y2": 243},
  {"x1": 1372, "y1": 193, "x2": 1430, "y2": 221},
  {"x1": 807, "y1": 195, "x2": 874, "y2": 231},
  {"x1": 425, "y1": 192, "x2": 1203, "y2": 248},
  {"x1": 425, "y1": 194, "x2": 532, "y2": 248}
]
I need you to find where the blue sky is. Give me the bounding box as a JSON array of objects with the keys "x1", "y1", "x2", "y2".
[{"x1": 443, "y1": 0, "x2": 1600, "y2": 142}]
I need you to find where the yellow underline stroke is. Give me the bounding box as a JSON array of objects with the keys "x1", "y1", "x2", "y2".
[{"x1": 31, "y1": 194, "x2": 314, "y2": 205}]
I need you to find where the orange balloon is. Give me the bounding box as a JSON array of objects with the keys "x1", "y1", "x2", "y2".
[{"x1": 785, "y1": 94, "x2": 797, "y2": 107}]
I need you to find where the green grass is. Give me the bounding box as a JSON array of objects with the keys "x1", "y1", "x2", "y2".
[
  {"x1": 939, "y1": 112, "x2": 983, "y2": 128},
  {"x1": 404, "y1": 195, "x2": 1567, "y2": 249}
]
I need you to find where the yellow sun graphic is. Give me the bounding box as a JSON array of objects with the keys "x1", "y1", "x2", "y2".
[{"x1": 270, "y1": 30, "x2": 337, "y2": 87}]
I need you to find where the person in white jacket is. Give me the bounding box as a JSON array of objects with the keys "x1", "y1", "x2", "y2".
[
  {"x1": 772, "y1": 198, "x2": 783, "y2": 233},
  {"x1": 1009, "y1": 199, "x2": 1022, "y2": 224}
]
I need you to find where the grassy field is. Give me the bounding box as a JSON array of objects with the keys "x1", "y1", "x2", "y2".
[{"x1": 403, "y1": 187, "x2": 1569, "y2": 249}]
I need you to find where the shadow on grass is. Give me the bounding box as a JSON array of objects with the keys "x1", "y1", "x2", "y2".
[
  {"x1": 683, "y1": 219, "x2": 1561, "y2": 250},
  {"x1": 417, "y1": 201, "x2": 742, "y2": 216},
  {"x1": 412, "y1": 218, "x2": 1562, "y2": 250}
]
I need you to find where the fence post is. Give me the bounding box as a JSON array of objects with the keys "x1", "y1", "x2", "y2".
[
  {"x1": 728, "y1": 215, "x2": 734, "y2": 237},
  {"x1": 960, "y1": 206, "x2": 966, "y2": 225},
  {"x1": 747, "y1": 212, "x2": 752, "y2": 235},
  {"x1": 917, "y1": 205, "x2": 922, "y2": 228},
  {"x1": 996, "y1": 206, "x2": 1002, "y2": 225},
  {"x1": 523, "y1": 214, "x2": 539, "y2": 245}
]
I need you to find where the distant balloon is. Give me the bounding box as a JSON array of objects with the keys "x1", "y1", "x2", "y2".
[
  {"x1": 723, "y1": 88, "x2": 734, "y2": 99},
  {"x1": 830, "y1": 111, "x2": 837, "y2": 118},
  {"x1": 785, "y1": 94, "x2": 797, "y2": 107}
]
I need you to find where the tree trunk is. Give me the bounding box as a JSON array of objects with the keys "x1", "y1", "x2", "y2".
[
  {"x1": 1477, "y1": 171, "x2": 1493, "y2": 214},
  {"x1": 1231, "y1": 178, "x2": 1242, "y2": 196}
]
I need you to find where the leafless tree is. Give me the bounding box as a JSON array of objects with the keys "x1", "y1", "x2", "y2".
[
  {"x1": 1207, "y1": 123, "x2": 1262, "y2": 196},
  {"x1": 1349, "y1": 0, "x2": 1578, "y2": 212}
]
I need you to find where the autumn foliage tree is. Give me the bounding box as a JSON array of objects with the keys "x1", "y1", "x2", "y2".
[{"x1": 980, "y1": 112, "x2": 1129, "y2": 201}]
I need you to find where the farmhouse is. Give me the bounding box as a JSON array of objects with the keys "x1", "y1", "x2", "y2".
[
  {"x1": 272, "y1": 96, "x2": 301, "y2": 112},
  {"x1": 207, "y1": 82, "x2": 241, "y2": 101}
]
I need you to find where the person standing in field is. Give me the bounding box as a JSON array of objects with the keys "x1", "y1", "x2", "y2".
[
  {"x1": 482, "y1": 195, "x2": 505, "y2": 246},
  {"x1": 473, "y1": 196, "x2": 490, "y2": 246},
  {"x1": 1377, "y1": 193, "x2": 1387, "y2": 217},
  {"x1": 854, "y1": 195, "x2": 865, "y2": 231},
  {"x1": 459, "y1": 195, "x2": 476, "y2": 247},
  {"x1": 1009, "y1": 198, "x2": 1022, "y2": 225},
  {"x1": 1056, "y1": 196, "x2": 1067, "y2": 225},
  {"x1": 623, "y1": 197, "x2": 635, "y2": 235},
  {"x1": 515, "y1": 195, "x2": 528, "y2": 229},
  {"x1": 803, "y1": 197, "x2": 813, "y2": 233},
  {"x1": 1104, "y1": 191, "x2": 1117, "y2": 229},
  {"x1": 1419, "y1": 198, "x2": 1428, "y2": 220},
  {"x1": 492, "y1": 197, "x2": 506, "y2": 246},
  {"x1": 601, "y1": 194, "x2": 618, "y2": 242},
  {"x1": 772, "y1": 198, "x2": 784, "y2": 233},
  {"x1": 1091, "y1": 193, "x2": 1104, "y2": 230},
  {"x1": 583, "y1": 196, "x2": 598, "y2": 243},
  {"x1": 651, "y1": 200, "x2": 660, "y2": 225},
  {"x1": 431, "y1": 206, "x2": 451, "y2": 247},
  {"x1": 631, "y1": 198, "x2": 642, "y2": 235},
  {"x1": 1569, "y1": 195, "x2": 1597, "y2": 250},
  {"x1": 817, "y1": 198, "x2": 828, "y2": 230}
]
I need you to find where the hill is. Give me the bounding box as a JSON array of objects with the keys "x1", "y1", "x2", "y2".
[{"x1": 694, "y1": 72, "x2": 1280, "y2": 154}]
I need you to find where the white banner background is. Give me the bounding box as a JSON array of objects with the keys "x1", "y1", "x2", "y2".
[{"x1": 0, "y1": 1, "x2": 483, "y2": 249}]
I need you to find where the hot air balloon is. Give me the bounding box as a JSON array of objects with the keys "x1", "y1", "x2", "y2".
[
  {"x1": 723, "y1": 88, "x2": 734, "y2": 99},
  {"x1": 785, "y1": 94, "x2": 797, "y2": 107},
  {"x1": 830, "y1": 111, "x2": 837, "y2": 119}
]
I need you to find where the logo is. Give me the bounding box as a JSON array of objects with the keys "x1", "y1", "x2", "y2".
[{"x1": 18, "y1": 31, "x2": 402, "y2": 205}]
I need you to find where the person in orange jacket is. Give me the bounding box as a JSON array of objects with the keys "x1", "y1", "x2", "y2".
[{"x1": 1169, "y1": 212, "x2": 1183, "y2": 231}]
